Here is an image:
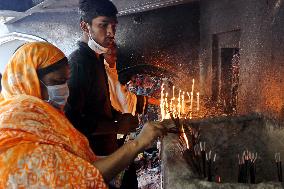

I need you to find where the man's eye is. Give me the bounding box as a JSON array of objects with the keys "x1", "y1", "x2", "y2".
[{"x1": 99, "y1": 23, "x2": 108, "y2": 28}]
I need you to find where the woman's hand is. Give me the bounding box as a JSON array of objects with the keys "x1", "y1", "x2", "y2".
[
  {"x1": 135, "y1": 121, "x2": 167, "y2": 151},
  {"x1": 93, "y1": 121, "x2": 167, "y2": 182}
]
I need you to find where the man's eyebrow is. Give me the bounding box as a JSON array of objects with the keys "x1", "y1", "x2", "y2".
[{"x1": 100, "y1": 19, "x2": 118, "y2": 24}]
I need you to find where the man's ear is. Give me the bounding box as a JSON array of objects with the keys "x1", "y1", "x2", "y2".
[{"x1": 80, "y1": 21, "x2": 89, "y2": 33}]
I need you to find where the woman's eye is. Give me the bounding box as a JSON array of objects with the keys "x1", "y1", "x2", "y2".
[{"x1": 53, "y1": 80, "x2": 66, "y2": 85}]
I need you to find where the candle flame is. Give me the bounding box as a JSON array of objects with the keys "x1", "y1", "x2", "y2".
[
  {"x1": 178, "y1": 90, "x2": 181, "y2": 117},
  {"x1": 160, "y1": 83, "x2": 165, "y2": 121},
  {"x1": 181, "y1": 125, "x2": 189, "y2": 149},
  {"x1": 160, "y1": 79, "x2": 200, "y2": 120},
  {"x1": 218, "y1": 176, "x2": 221, "y2": 183}
]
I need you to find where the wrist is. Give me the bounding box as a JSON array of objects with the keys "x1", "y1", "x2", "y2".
[{"x1": 131, "y1": 139, "x2": 145, "y2": 153}]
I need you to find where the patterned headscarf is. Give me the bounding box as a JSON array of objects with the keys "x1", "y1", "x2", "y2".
[{"x1": 1, "y1": 42, "x2": 65, "y2": 99}]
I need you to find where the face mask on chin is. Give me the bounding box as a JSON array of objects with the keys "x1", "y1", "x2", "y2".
[
  {"x1": 40, "y1": 80, "x2": 69, "y2": 110},
  {"x1": 88, "y1": 32, "x2": 109, "y2": 54}
]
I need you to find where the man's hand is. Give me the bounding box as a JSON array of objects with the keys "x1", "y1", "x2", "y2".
[
  {"x1": 135, "y1": 121, "x2": 167, "y2": 151},
  {"x1": 104, "y1": 44, "x2": 117, "y2": 68}
]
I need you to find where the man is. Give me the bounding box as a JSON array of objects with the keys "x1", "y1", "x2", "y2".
[
  {"x1": 66, "y1": 1, "x2": 160, "y2": 188},
  {"x1": 66, "y1": 0, "x2": 159, "y2": 159},
  {"x1": 67, "y1": 0, "x2": 138, "y2": 156}
]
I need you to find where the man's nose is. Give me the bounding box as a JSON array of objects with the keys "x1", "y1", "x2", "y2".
[{"x1": 107, "y1": 24, "x2": 115, "y2": 37}]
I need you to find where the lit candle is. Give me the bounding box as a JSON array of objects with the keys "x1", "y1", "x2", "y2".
[
  {"x1": 190, "y1": 79, "x2": 195, "y2": 111},
  {"x1": 170, "y1": 86, "x2": 175, "y2": 114},
  {"x1": 173, "y1": 104, "x2": 177, "y2": 118},
  {"x1": 178, "y1": 90, "x2": 181, "y2": 117},
  {"x1": 187, "y1": 92, "x2": 190, "y2": 103},
  {"x1": 165, "y1": 92, "x2": 168, "y2": 110},
  {"x1": 170, "y1": 99, "x2": 173, "y2": 112},
  {"x1": 191, "y1": 79, "x2": 195, "y2": 95},
  {"x1": 190, "y1": 92, "x2": 193, "y2": 111},
  {"x1": 181, "y1": 125, "x2": 189, "y2": 149},
  {"x1": 160, "y1": 83, "x2": 165, "y2": 121},
  {"x1": 182, "y1": 91, "x2": 185, "y2": 114},
  {"x1": 165, "y1": 93, "x2": 170, "y2": 119},
  {"x1": 197, "y1": 92, "x2": 200, "y2": 111}
]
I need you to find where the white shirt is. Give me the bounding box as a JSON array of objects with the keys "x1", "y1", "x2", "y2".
[{"x1": 104, "y1": 60, "x2": 138, "y2": 116}]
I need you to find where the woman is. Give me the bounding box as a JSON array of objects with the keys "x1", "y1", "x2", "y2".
[{"x1": 0, "y1": 42, "x2": 165, "y2": 188}]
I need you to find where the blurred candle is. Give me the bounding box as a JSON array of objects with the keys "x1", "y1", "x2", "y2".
[
  {"x1": 217, "y1": 176, "x2": 221, "y2": 183},
  {"x1": 181, "y1": 125, "x2": 189, "y2": 149},
  {"x1": 190, "y1": 79, "x2": 195, "y2": 111},
  {"x1": 165, "y1": 93, "x2": 170, "y2": 119},
  {"x1": 182, "y1": 91, "x2": 185, "y2": 114},
  {"x1": 165, "y1": 92, "x2": 168, "y2": 109},
  {"x1": 197, "y1": 92, "x2": 200, "y2": 111},
  {"x1": 187, "y1": 92, "x2": 190, "y2": 103},
  {"x1": 190, "y1": 91, "x2": 193, "y2": 111},
  {"x1": 172, "y1": 86, "x2": 175, "y2": 100},
  {"x1": 173, "y1": 104, "x2": 177, "y2": 118},
  {"x1": 170, "y1": 99, "x2": 173, "y2": 112},
  {"x1": 178, "y1": 90, "x2": 181, "y2": 117}
]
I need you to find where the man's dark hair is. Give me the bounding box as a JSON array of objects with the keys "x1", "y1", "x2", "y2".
[{"x1": 79, "y1": 0, "x2": 118, "y2": 24}]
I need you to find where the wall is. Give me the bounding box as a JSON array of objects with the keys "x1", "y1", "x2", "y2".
[
  {"x1": 5, "y1": 11, "x2": 81, "y2": 55},
  {"x1": 116, "y1": 2, "x2": 200, "y2": 91},
  {"x1": 1, "y1": 2, "x2": 200, "y2": 92},
  {"x1": 200, "y1": 0, "x2": 284, "y2": 118},
  {"x1": 2, "y1": 0, "x2": 284, "y2": 118},
  {"x1": 0, "y1": 40, "x2": 27, "y2": 73},
  {"x1": 0, "y1": 33, "x2": 46, "y2": 73}
]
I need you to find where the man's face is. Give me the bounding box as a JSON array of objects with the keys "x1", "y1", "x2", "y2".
[{"x1": 88, "y1": 16, "x2": 117, "y2": 48}]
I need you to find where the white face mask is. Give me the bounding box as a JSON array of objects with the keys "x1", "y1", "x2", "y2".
[
  {"x1": 40, "y1": 80, "x2": 69, "y2": 109},
  {"x1": 88, "y1": 32, "x2": 109, "y2": 54}
]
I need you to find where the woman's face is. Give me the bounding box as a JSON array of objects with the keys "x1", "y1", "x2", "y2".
[{"x1": 39, "y1": 64, "x2": 71, "y2": 101}]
